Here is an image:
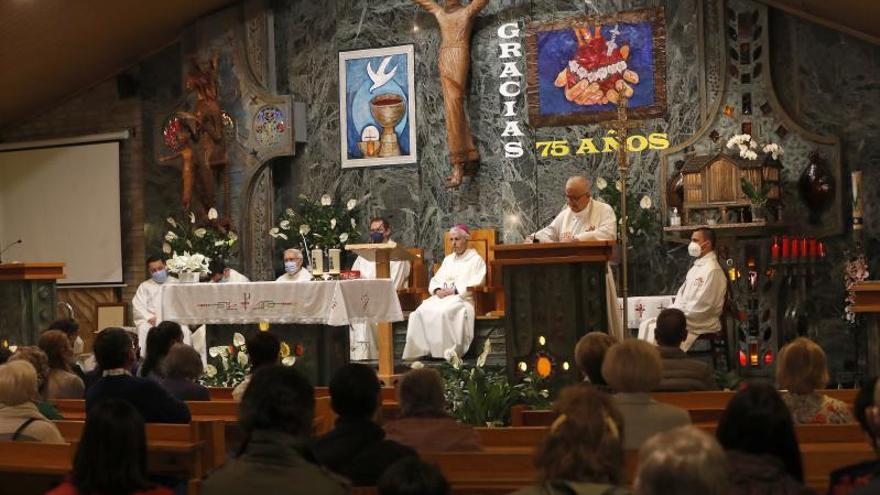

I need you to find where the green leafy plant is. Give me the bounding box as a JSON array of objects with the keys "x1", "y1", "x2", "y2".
[
  {"x1": 270, "y1": 194, "x2": 367, "y2": 251},
  {"x1": 199, "y1": 332, "x2": 300, "y2": 387},
  {"x1": 163, "y1": 208, "x2": 238, "y2": 263},
  {"x1": 430, "y1": 342, "x2": 551, "y2": 426},
  {"x1": 593, "y1": 176, "x2": 661, "y2": 247},
  {"x1": 740, "y1": 177, "x2": 770, "y2": 206}
]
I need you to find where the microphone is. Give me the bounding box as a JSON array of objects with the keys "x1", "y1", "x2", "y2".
[{"x1": 0, "y1": 239, "x2": 22, "y2": 263}]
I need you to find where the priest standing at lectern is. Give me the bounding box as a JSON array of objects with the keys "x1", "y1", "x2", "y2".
[
  {"x1": 403, "y1": 224, "x2": 486, "y2": 360},
  {"x1": 132, "y1": 257, "x2": 192, "y2": 357},
  {"x1": 349, "y1": 217, "x2": 411, "y2": 360},
  {"x1": 638, "y1": 228, "x2": 726, "y2": 351},
  {"x1": 526, "y1": 175, "x2": 624, "y2": 340}
]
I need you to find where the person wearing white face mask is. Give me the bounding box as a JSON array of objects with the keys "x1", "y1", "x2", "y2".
[
  {"x1": 276, "y1": 248, "x2": 311, "y2": 282},
  {"x1": 132, "y1": 257, "x2": 192, "y2": 358},
  {"x1": 638, "y1": 228, "x2": 727, "y2": 351}
]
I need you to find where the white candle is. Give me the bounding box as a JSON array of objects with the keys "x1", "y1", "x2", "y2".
[
  {"x1": 329, "y1": 249, "x2": 341, "y2": 274},
  {"x1": 311, "y1": 248, "x2": 324, "y2": 275}
]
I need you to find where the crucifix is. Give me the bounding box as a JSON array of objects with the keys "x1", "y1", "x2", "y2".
[{"x1": 601, "y1": 96, "x2": 643, "y2": 333}]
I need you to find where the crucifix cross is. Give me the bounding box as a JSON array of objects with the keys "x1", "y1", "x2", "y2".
[{"x1": 600, "y1": 97, "x2": 643, "y2": 172}]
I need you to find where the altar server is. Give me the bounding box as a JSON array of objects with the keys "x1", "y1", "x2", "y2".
[
  {"x1": 349, "y1": 217, "x2": 411, "y2": 360},
  {"x1": 402, "y1": 224, "x2": 486, "y2": 360},
  {"x1": 276, "y1": 248, "x2": 311, "y2": 282},
  {"x1": 209, "y1": 259, "x2": 250, "y2": 283},
  {"x1": 132, "y1": 257, "x2": 191, "y2": 358},
  {"x1": 638, "y1": 228, "x2": 726, "y2": 351},
  {"x1": 526, "y1": 175, "x2": 623, "y2": 340}
]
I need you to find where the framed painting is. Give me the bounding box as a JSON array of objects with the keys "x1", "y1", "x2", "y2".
[
  {"x1": 339, "y1": 45, "x2": 417, "y2": 168},
  {"x1": 526, "y1": 7, "x2": 667, "y2": 127}
]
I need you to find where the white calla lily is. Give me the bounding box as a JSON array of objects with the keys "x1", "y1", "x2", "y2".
[
  {"x1": 204, "y1": 364, "x2": 217, "y2": 377},
  {"x1": 189, "y1": 212, "x2": 196, "y2": 224},
  {"x1": 233, "y1": 333, "x2": 246, "y2": 347},
  {"x1": 279, "y1": 220, "x2": 291, "y2": 230},
  {"x1": 167, "y1": 217, "x2": 177, "y2": 227},
  {"x1": 282, "y1": 356, "x2": 296, "y2": 366},
  {"x1": 320, "y1": 194, "x2": 332, "y2": 206},
  {"x1": 346, "y1": 199, "x2": 357, "y2": 210},
  {"x1": 162, "y1": 243, "x2": 172, "y2": 254},
  {"x1": 640, "y1": 196, "x2": 652, "y2": 209},
  {"x1": 595, "y1": 177, "x2": 608, "y2": 190},
  {"x1": 207, "y1": 208, "x2": 218, "y2": 220},
  {"x1": 330, "y1": 218, "x2": 337, "y2": 229},
  {"x1": 237, "y1": 352, "x2": 249, "y2": 366},
  {"x1": 194, "y1": 228, "x2": 207, "y2": 238},
  {"x1": 339, "y1": 233, "x2": 349, "y2": 243},
  {"x1": 299, "y1": 224, "x2": 310, "y2": 235}
]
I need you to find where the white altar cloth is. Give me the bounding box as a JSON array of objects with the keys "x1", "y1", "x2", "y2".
[
  {"x1": 617, "y1": 295, "x2": 676, "y2": 329},
  {"x1": 158, "y1": 279, "x2": 403, "y2": 326}
]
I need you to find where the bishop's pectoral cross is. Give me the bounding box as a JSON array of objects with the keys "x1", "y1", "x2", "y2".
[{"x1": 600, "y1": 96, "x2": 644, "y2": 332}]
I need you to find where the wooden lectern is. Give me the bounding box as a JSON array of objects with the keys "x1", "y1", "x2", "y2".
[
  {"x1": 346, "y1": 242, "x2": 414, "y2": 385},
  {"x1": 494, "y1": 241, "x2": 615, "y2": 387},
  {"x1": 0, "y1": 263, "x2": 65, "y2": 347},
  {"x1": 852, "y1": 281, "x2": 880, "y2": 377}
]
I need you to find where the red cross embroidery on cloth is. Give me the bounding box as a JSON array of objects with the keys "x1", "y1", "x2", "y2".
[
  {"x1": 634, "y1": 303, "x2": 646, "y2": 319},
  {"x1": 240, "y1": 292, "x2": 251, "y2": 310}
]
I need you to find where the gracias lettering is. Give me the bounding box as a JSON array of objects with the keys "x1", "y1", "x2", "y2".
[
  {"x1": 498, "y1": 22, "x2": 525, "y2": 158},
  {"x1": 535, "y1": 132, "x2": 670, "y2": 157}
]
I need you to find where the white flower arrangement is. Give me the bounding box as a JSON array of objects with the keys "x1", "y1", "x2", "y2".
[
  {"x1": 166, "y1": 251, "x2": 211, "y2": 274},
  {"x1": 726, "y1": 133, "x2": 783, "y2": 161},
  {"x1": 762, "y1": 142, "x2": 785, "y2": 160}
]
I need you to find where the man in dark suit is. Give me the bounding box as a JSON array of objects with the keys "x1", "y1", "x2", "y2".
[
  {"x1": 654, "y1": 308, "x2": 717, "y2": 392},
  {"x1": 86, "y1": 327, "x2": 190, "y2": 423},
  {"x1": 313, "y1": 364, "x2": 417, "y2": 485}
]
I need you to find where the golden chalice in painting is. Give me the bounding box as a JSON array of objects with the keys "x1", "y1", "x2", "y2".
[{"x1": 369, "y1": 93, "x2": 405, "y2": 157}]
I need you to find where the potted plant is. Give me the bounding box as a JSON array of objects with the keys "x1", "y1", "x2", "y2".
[{"x1": 740, "y1": 177, "x2": 770, "y2": 222}]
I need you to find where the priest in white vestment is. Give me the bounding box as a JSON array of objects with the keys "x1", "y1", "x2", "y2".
[
  {"x1": 209, "y1": 259, "x2": 250, "y2": 283},
  {"x1": 276, "y1": 248, "x2": 312, "y2": 282},
  {"x1": 403, "y1": 224, "x2": 486, "y2": 360},
  {"x1": 132, "y1": 257, "x2": 192, "y2": 358},
  {"x1": 638, "y1": 228, "x2": 727, "y2": 351},
  {"x1": 526, "y1": 175, "x2": 624, "y2": 340},
  {"x1": 349, "y1": 217, "x2": 411, "y2": 360}
]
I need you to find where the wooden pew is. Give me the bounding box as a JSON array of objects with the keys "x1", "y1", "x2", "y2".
[
  {"x1": 423, "y1": 442, "x2": 874, "y2": 493},
  {"x1": 476, "y1": 423, "x2": 868, "y2": 451}
]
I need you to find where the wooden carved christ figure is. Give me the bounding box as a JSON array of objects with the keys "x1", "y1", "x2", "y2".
[{"x1": 413, "y1": 0, "x2": 488, "y2": 189}]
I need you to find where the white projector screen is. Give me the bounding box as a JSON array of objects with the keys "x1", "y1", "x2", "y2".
[{"x1": 0, "y1": 141, "x2": 123, "y2": 285}]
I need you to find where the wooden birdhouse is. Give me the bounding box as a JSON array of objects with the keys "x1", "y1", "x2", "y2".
[{"x1": 678, "y1": 152, "x2": 782, "y2": 226}]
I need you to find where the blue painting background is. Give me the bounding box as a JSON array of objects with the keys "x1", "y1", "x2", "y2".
[
  {"x1": 345, "y1": 52, "x2": 411, "y2": 159},
  {"x1": 536, "y1": 22, "x2": 656, "y2": 116}
]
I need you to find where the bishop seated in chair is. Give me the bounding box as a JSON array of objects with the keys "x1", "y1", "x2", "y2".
[
  {"x1": 638, "y1": 227, "x2": 727, "y2": 351},
  {"x1": 402, "y1": 224, "x2": 486, "y2": 360}
]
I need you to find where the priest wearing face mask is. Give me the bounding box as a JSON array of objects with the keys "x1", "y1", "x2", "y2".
[
  {"x1": 132, "y1": 257, "x2": 193, "y2": 357},
  {"x1": 637, "y1": 228, "x2": 727, "y2": 351},
  {"x1": 276, "y1": 248, "x2": 311, "y2": 282},
  {"x1": 348, "y1": 217, "x2": 411, "y2": 360},
  {"x1": 402, "y1": 224, "x2": 486, "y2": 360}
]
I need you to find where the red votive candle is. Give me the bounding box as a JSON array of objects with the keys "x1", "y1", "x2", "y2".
[
  {"x1": 792, "y1": 237, "x2": 800, "y2": 259},
  {"x1": 771, "y1": 237, "x2": 780, "y2": 262},
  {"x1": 809, "y1": 238, "x2": 817, "y2": 259},
  {"x1": 782, "y1": 236, "x2": 791, "y2": 259},
  {"x1": 801, "y1": 237, "x2": 808, "y2": 260},
  {"x1": 819, "y1": 241, "x2": 826, "y2": 258}
]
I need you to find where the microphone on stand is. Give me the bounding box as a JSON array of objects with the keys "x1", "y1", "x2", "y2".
[{"x1": 0, "y1": 239, "x2": 22, "y2": 263}]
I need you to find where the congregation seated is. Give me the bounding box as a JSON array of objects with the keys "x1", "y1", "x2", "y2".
[
  {"x1": 138, "y1": 321, "x2": 184, "y2": 381},
  {"x1": 635, "y1": 426, "x2": 729, "y2": 495},
  {"x1": 574, "y1": 331, "x2": 617, "y2": 393},
  {"x1": 8, "y1": 346, "x2": 63, "y2": 419},
  {"x1": 46, "y1": 318, "x2": 87, "y2": 381},
  {"x1": 201, "y1": 365, "x2": 348, "y2": 495},
  {"x1": 402, "y1": 224, "x2": 486, "y2": 360},
  {"x1": 38, "y1": 329, "x2": 85, "y2": 399},
  {"x1": 716, "y1": 383, "x2": 813, "y2": 495},
  {"x1": 601, "y1": 339, "x2": 691, "y2": 450},
  {"x1": 86, "y1": 327, "x2": 190, "y2": 424},
  {"x1": 653, "y1": 308, "x2": 717, "y2": 392},
  {"x1": 511, "y1": 384, "x2": 630, "y2": 495},
  {"x1": 159, "y1": 343, "x2": 210, "y2": 402},
  {"x1": 232, "y1": 331, "x2": 280, "y2": 401},
  {"x1": 778, "y1": 337, "x2": 855, "y2": 424},
  {"x1": 313, "y1": 363, "x2": 417, "y2": 486},
  {"x1": 0, "y1": 360, "x2": 64, "y2": 443},
  {"x1": 378, "y1": 457, "x2": 451, "y2": 495},
  {"x1": 46, "y1": 399, "x2": 173, "y2": 495},
  {"x1": 828, "y1": 377, "x2": 880, "y2": 495},
  {"x1": 384, "y1": 368, "x2": 481, "y2": 452}
]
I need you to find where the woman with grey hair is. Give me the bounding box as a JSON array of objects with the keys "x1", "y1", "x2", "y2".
[
  {"x1": 160, "y1": 343, "x2": 210, "y2": 401},
  {"x1": 0, "y1": 360, "x2": 65, "y2": 443},
  {"x1": 635, "y1": 426, "x2": 729, "y2": 495}
]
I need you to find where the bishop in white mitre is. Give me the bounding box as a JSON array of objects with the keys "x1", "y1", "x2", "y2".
[
  {"x1": 132, "y1": 257, "x2": 192, "y2": 358},
  {"x1": 526, "y1": 175, "x2": 624, "y2": 340},
  {"x1": 638, "y1": 228, "x2": 727, "y2": 351},
  {"x1": 349, "y1": 217, "x2": 411, "y2": 360},
  {"x1": 403, "y1": 224, "x2": 486, "y2": 360}
]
